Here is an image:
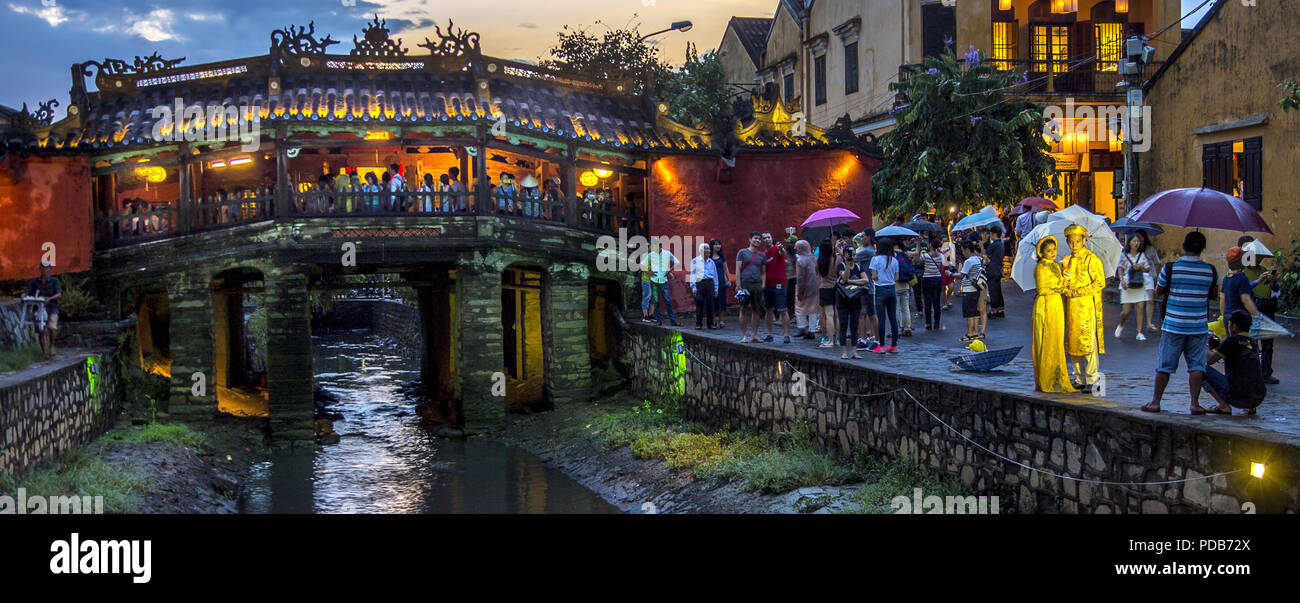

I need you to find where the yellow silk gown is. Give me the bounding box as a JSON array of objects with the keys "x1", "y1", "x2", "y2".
[
  {"x1": 1033, "y1": 260, "x2": 1074, "y2": 393},
  {"x1": 1062, "y1": 247, "x2": 1106, "y2": 356}
]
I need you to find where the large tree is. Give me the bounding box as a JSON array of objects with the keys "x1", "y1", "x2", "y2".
[
  {"x1": 872, "y1": 45, "x2": 1058, "y2": 222},
  {"x1": 544, "y1": 22, "x2": 732, "y2": 130}
]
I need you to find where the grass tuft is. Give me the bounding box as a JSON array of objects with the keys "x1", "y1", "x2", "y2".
[
  {"x1": 0, "y1": 345, "x2": 44, "y2": 374},
  {"x1": 109, "y1": 422, "x2": 208, "y2": 449},
  {"x1": 4, "y1": 448, "x2": 145, "y2": 513}
]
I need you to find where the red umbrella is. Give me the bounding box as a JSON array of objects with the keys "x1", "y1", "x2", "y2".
[
  {"x1": 801, "y1": 207, "x2": 862, "y2": 229},
  {"x1": 1018, "y1": 197, "x2": 1058, "y2": 210},
  {"x1": 1127, "y1": 186, "x2": 1272, "y2": 234}
]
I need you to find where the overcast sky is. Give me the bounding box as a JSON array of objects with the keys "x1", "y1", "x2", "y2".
[{"x1": 0, "y1": 0, "x2": 1214, "y2": 118}]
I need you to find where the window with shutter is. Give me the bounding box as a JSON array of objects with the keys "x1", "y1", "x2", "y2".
[
  {"x1": 783, "y1": 73, "x2": 794, "y2": 103},
  {"x1": 814, "y1": 55, "x2": 827, "y2": 106},
  {"x1": 1242, "y1": 137, "x2": 1263, "y2": 210},
  {"x1": 845, "y1": 42, "x2": 859, "y2": 95}
]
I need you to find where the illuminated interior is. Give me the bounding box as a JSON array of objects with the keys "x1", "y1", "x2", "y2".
[{"x1": 502, "y1": 267, "x2": 545, "y2": 410}]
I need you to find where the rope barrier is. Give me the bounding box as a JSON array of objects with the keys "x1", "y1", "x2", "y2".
[{"x1": 674, "y1": 342, "x2": 1240, "y2": 487}]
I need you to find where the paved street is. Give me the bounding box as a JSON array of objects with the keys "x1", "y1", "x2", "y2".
[{"x1": 662, "y1": 284, "x2": 1300, "y2": 441}]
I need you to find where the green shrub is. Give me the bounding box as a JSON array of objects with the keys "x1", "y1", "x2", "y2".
[
  {"x1": 108, "y1": 423, "x2": 207, "y2": 449},
  {"x1": 841, "y1": 453, "x2": 964, "y2": 514},
  {"x1": 56, "y1": 273, "x2": 96, "y2": 320},
  {"x1": 7, "y1": 448, "x2": 145, "y2": 513},
  {"x1": 0, "y1": 345, "x2": 44, "y2": 374}
]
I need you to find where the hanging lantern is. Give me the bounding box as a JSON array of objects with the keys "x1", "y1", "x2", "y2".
[
  {"x1": 999, "y1": 0, "x2": 1012, "y2": 10},
  {"x1": 134, "y1": 166, "x2": 167, "y2": 183},
  {"x1": 1065, "y1": 0, "x2": 1078, "y2": 11},
  {"x1": 579, "y1": 171, "x2": 599, "y2": 187},
  {"x1": 1051, "y1": 0, "x2": 1065, "y2": 13},
  {"x1": 1116, "y1": 0, "x2": 1129, "y2": 12}
]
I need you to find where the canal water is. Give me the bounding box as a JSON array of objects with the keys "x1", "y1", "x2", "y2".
[{"x1": 238, "y1": 329, "x2": 619, "y2": 514}]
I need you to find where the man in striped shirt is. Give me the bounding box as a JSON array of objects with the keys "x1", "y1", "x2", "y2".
[{"x1": 1144, "y1": 232, "x2": 1219, "y2": 414}]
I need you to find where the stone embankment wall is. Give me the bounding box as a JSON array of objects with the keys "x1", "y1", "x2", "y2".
[
  {"x1": 0, "y1": 350, "x2": 122, "y2": 478},
  {"x1": 623, "y1": 325, "x2": 1299, "y2": 514},
  {"x1": 0, "y1": 300, "x2": 38, "y2": 352}
]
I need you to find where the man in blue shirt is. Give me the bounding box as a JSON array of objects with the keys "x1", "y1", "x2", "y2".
[
  {"x1": 26, "y1": 260, "x2": 63, "y2": 360},
  {"x1": 1144, "y1": 232, "x2": 1219, "y2": 414}
]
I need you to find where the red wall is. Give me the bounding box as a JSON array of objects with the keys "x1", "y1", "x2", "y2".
[
  {"x1": 646, "y1": 149, "x2": 877, "y2": 311},
  {"x1": 0, "y1": 155, "x2": 93, "y2": 281}
]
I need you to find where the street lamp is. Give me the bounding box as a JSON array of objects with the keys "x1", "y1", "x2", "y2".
[{"x1": 639, "y1": 21, "x2": 693, "y2": 41}]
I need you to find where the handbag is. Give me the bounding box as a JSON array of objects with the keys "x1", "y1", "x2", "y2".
[
  {"x1": 836, "y1": 262, "x2": 869, "y2": 302},
  {"x1": 1124, "y1": 254, "x2": 1145, "y2": 289}
]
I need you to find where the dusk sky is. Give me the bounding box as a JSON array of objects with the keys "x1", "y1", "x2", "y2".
[{"x1": 1, "y1": 0, "x2": 1213, "y2": 118}]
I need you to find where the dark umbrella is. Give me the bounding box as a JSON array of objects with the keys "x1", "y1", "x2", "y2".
[
  {"x1": 903, "y1": 219, "x2": 943, "y2": 233},
  {"x1": 1128, "y1": 186, "x2": 1273, "y2": 234},
  {"x1": 800, "y1": 223, "x2": 857, "y2": 249},
  {"x1": 1109, "y1": 217, "x2": 1164, "y2": 235},
  {"x1": 1019, "y1": 196, "x2": 1058, "y2": 210}
]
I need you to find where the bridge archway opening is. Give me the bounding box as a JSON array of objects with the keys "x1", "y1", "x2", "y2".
[
  {"x1": 211, "y1": 267, "x2": 269, "y2": 417},
  {"x1": 126, "y1": 285, "x2": 171, "y2": 377},
  {"x1": 587, "y1": 276, "x2": 624, "y2": 370},
  {"x1": 502, "y1": 266, "x2": 545, "y2": 412}
]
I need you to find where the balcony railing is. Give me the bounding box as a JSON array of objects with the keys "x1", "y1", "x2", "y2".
[{"x1": 896, "y1": 59, "x2": 1163, "y2": 101}]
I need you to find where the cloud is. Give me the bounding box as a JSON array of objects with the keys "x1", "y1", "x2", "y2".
[
  {"x1": 8, "y1": 2, "x2": 71, "y2": 27},
  {"x1": 518, "y1": 22, "x2": 537, "y2": 29},
  {"x1": 93, "y1": 8, "x2": 181, "y2": 43}
]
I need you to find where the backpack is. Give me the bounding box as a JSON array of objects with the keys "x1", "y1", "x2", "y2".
[{"x1": 896, "y1": 252, "x2": 916, "y2": 283}]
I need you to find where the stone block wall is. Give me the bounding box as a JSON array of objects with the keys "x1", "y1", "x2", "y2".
[
  {"x1": 0, "y1": 350, "x2": 122, "y2": 478},
  {"x1": 0, "y1": 300, "x2": 38, "y2": 352},
  {"x1": 622, "y1": 326, "x2": 1300, "y2": 514}
]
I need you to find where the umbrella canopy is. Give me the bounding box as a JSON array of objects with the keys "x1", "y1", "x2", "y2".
[
  {"x1": 1109, "y1": 217, "x2": 1164, "y2": 235},
  {"x1": 1128, "y1": 186, "x2": 1273, "y2": 234},
  {"x1": 1019, "y1": 197, "x2": 1058, "y2": 210},
  {"x1": 802, "y1": 207, "x2": 862, "y2": 229},
  {"x1": 952, "y1": 212, "x2": 1002, "y2": 232},
  {"x1": 876, "y1": 225, "x2": 921, "y2": 239},
  {"x1": 1013, "y1": 207, "x2": 1123, "y2": 291},
  {"x1": 903, "y1": 219, "x2": 944, "y2": 233}
]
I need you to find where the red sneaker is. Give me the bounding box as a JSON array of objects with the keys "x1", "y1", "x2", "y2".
[{"x1": 884, "y1": 345, "x2": 898, "y2": 354}]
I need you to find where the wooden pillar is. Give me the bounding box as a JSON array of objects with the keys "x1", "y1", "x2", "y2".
[
  {"x1": 178, "y1": 142, "x2": 193, "y2": 235},
  {"x1": 167, "y1": 272, "x2": 215, "y2": 422},
  {"x1": 454, "y1": 253, "x2": 504, "y2": 428},
  {"x1": 564, "y1": 143, "x2": 578, "y2": 228},
  {"x1": 543, "y1": 262, "x2": 592, "y2": 408},
  {"x1": 274, "y1": 123, "x2": 291, "y2": 218},
  {"x1": 263, "y1": 266, "x2": 315, "y2": 447},
  {"x1": 473, "y1": 125, "x2": 489, "y2": 215}
]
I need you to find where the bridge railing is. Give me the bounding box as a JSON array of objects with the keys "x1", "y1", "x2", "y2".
[
  {"x1": 291, "y1": 189, "x2": 478, "y2": 216},
  {"x1": 486, "y1": 188, "x2": 566, "y2": 224},
  {"x1": 193, "y1": 188, "x2": 274, "y2": 232},
  {"x1": 577, "y1": 197, "x2": 646, "y2": 237},
  {"x1": 96, "y1": 203, "x2": 180, "y2": 247}
]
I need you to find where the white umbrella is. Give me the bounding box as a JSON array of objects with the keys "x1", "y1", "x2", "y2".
[
  {"x1": 1013, "y1": 208, "x2": 1123, "y2": 291},
  {"x1": 876, "y1": 225, "x2": 921, "y2": 239},
  {"x1": 1241, "y1": 239, "x2": 1274, "y2": 266}
]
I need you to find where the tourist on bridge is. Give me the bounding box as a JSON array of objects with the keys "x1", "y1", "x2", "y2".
[
  {"x1": 793, "y1": 240, "x2": 819, "y2": 339},
  {"x1": 815, "y1": 240, "x2": 838, "y2": 348},
  {"x1": 26, "y1": 260, "x2": 62, "y2": 361},
  {"x1": 736, "y1": 232, "x2": 768, "y2": 343},
  {"x1": 835, "y1": 245, "x2": 870, "y2": 359},
  {"x1": 919, "y1": 237, "x2": 946, "y2": 331},
  {"x1": 708, "y1": 238, "x2": 731, "y2": 329},
  {"x1": 869, "y1": 238, "x2": 901, "y2": 353},
  {"x1": 1239, "y1": 235, "x2": 1281, "y2": 384},
  {"x1": 447, "y1": 167, "x2": 468, "y2": 211},
  {"x1": 958, "y1": 241, "x2": 985, "y2": 342},
  {"x1": 1115, "y1": 234, "x2": 1152, "y2": 341},
  {"x1": 853, "y1": 229, "x2": 877, "y2": 350},
  {"x1": 689, "y1": 243, "x2": 719, "y2": 330}
]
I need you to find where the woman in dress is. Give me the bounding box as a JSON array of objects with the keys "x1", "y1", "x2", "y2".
[
  {"x1": 1136, "y1": 230, "x2": 1161, "y2": 333},
  {"x1": 708, "y1": 238, "x2": 731, "y2": 329},
  {"x1": 1115, "y1": 234, "x2": 1151, "y2": 340},
  {"x1": 1032, "y1": 236, "x2": 1074, "y2": 393}
]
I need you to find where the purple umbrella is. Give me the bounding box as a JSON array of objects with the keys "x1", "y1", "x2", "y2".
[
  {"x1": 1127, "y1": 186, "x2": 1272, "y2": 234},
  {"x1": 801, "y1": 207, "x2": 862, "y2": 229}
]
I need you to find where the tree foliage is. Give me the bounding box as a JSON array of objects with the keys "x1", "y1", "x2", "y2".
[
  {"x1": 1279, "y1": 80, "x2": 1300, "y2": 112},
  {"x1": 871, "y1": 45, "x2": 1058, "y2": 222},
  {"x1": 655, "y1": 43, "x2": 734, "y2": 130},
  {"x1": 544, "y1": 22, "x2": 733, "y2": 130}
]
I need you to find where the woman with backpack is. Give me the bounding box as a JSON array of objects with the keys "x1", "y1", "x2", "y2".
[
  {"x1": 920, "y1": 238, "x2": 946, "y2": 331},
  {"x1": 816, "y1": 240, "x2": 839, "y2": 348},
  {"x1": 869, "y1": 238, "x2": 901, "y2": 353},
  {"x1": 894, "y1": 240, "x2": 918, "y2": 337},
  {"x1": 1115, "y1": 234, "x2": 1151, "y2": 341}
]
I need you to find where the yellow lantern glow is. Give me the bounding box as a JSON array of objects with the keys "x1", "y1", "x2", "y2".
[
  {"x1": 134, "y1": 166, "x2": 167, "y2": 183},
  {"x1": 1115, "y1": 0, "x2": 1128, "y2": 12},
  {"x1": 364, "y1": 131, "x2": 391, "y2": 141},
  {"x1": 579, "y1": 171, "x2": 599, "y2": 187},
  {"x1": 1250, "y1": 461, "x2": 1266, "y2": 479},
  {"x1": 593, "y1": 168, "x2": 612, "y2": 178},
  {"x1": 999, "y1": 0, "x2": 1012, "y2": 10}
]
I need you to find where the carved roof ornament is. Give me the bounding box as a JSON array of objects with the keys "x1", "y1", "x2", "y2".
[
  {"x1": 80, "y1": 52, "x2": 186, "y2": 79},
  {"x1": 417, "y1": 19, "x2": 481, "y2": 57},
  {"x1": 272, "y1": 21, "x2": 340, "y2": 55},
  {"x1": 351, "y1": 15, "x2": 408, "y2": 57},
  {"x1": 19, "y1": 99, "x2": 59, "y2": 127}
]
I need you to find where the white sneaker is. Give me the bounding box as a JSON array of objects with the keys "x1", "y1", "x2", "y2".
[
  {"x1": 1136, "y1": 332, "x2": 1146, "y2": 341},
  {"x1": 1113, "y1": 326, "x2": 1123, "y2": 338}
]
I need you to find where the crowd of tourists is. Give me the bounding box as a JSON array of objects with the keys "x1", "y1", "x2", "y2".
[{"x1": 636, "y1": 212, "x2": 1280, "y2": 415}]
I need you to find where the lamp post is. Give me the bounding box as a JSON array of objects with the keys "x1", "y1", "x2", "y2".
[{"x1": 639, "y1": 21, "x2": 693, "y2": 42}]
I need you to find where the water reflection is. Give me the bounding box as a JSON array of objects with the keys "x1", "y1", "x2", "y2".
[{"x1": 239, "y1": 329, "x2": 618, "y2": 514}]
